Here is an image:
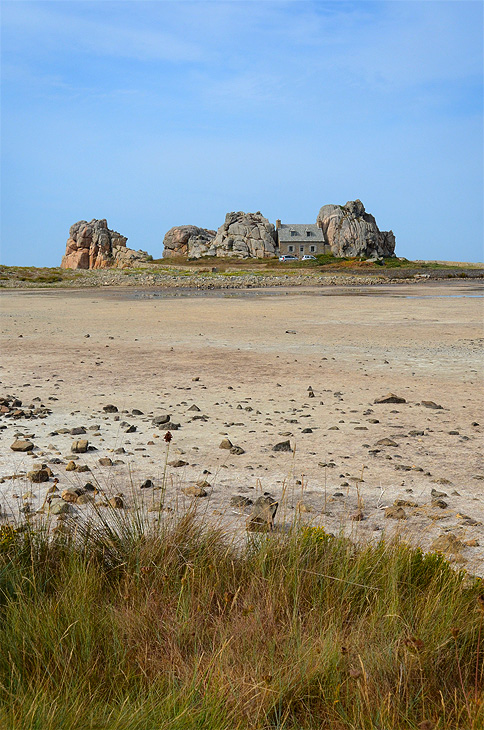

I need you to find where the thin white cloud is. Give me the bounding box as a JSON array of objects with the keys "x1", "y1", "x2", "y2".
[{"x1": 2, "y1": 1, "x2": 205, "y2": 63}]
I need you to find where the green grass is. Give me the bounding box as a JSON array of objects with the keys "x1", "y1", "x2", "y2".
[{"x1": 0, "y1": 512, "x2": 483, "y2": 730}]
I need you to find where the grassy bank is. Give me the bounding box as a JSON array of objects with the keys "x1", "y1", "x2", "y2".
[{"x1": 0, "y1": 511, "x2": 483, "y2": 729}]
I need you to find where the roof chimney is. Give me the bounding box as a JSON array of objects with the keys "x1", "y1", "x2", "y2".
[{"x1": 276, "y1": 219, "x2": 281, "y2": 229}]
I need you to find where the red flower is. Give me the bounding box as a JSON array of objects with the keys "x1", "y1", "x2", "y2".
[{"x1": 164, "y1": 431, "x2": 172, "y2": 443}]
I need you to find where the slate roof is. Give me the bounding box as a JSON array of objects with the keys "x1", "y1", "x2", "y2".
[{"x1": 276, "y1": 224, "x2": 324, "y2": 243}]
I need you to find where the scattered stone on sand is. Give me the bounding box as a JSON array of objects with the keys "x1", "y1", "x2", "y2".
[
  {"x1": 431, "y1": 488, "x2": 448, "y2": 498},
  {"x1": 247, "y1": 494, "x2": 278, "y2": 532},
  {"x1": 375, "y1": 438, "x2": 398, "y2": 447},
  {"x1": 384, "y1": 506, "x2": 407, "y2": 519},
  {"x1": 103, "y1": 404, "x2": 118, "y2": 413},
  {"x1": 152, "y1": 414, "x2": 170, "y2": 426},
  {"x1": 10, "y1": 439, "x2": 34, "y2": 452},
  {"x1": 98, "y1": 457, "x2": 113, "y2": 466},
  {"x1": 140, "y1": 479, "x2": 153, "y2": 489},
  {"x1": 297, "y1": 501, "x2": 313, "y2": 513},
  {"x1": 349, "y1": 510, "x2": 364, "y2": 521},
  {"x1": 49, "y1": 500, "x2": 72, "y2": 515},
  {"x1": 182, "y1": 486, "x2": 207, "y2": 497},
  {"x1": 374, "y1": 393, "x2": 406, "y2": 404},
  {"x1": 70, "y1": 426, "x2": 86, "y2": 435},
  {"x1": 109, "y1": 495, "x2": 124, "y2": 509},
  {"x1": 231, "y1": 495, "x2": 253, "y2": 508},
  {"x1": 62, "y1": 489, "x2": 80, "y2": 503},
  {"x1": 394, "y1": 499, "x2": 418, "y2": 508},
  {"x1": 28, "y1": 468, "x2": 50, "y2": 483},
  {"x1": 421, "y1": 401, "x2": 443, "y2": 409},
  {"x1": 168, "y1": 459, "x2": 188, "y2": 468},
  {"x1": 432, "y1": 499, "x2": 448, "y2": 509},
  {"x1": 66, "y1": 461, "x2": 77, "y2": 471},
  {"x1": 219, "y1": 438, "x2": 233, "y2": 450},
  {"x1": 272, "y1": 440, "x2": 292, "y2": 452},
  {"x1": 430, "y1": 533, "x2": 465, "y2": 555},
  {"x1": 230, "y1": 446, "x2": 245, "y2": 455},
  {"x1": 71, "y1": 439, "x2": 88, "y2": 453}
]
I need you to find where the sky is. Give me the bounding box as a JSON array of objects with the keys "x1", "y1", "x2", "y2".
[{"x1": 1, "y1": 0, "x2": 483, "y2": 266}]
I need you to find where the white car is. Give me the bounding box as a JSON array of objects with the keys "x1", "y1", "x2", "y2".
[
  {"x1": 279, "y1": 255, "x2": 298, "y2": 262},
  {"x1": 301, "y1": 254, "x2": 316, "y2": 261}
]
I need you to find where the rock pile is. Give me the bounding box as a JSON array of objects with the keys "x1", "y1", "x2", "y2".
[
  {"x1": 316, "y1": 200, "x2": 395, "y2": 259},
  {"x1": 61, "y1": 219, "x2": 150, "y2": 269},
  {"x1": 163, "y1": 212, "x2": 276, "y2": 259},
  {"x1": 162, "y1": 226, "x2": 216, "y2": 258},
  {"x1": 210, "y1": 212, "x2": 277, "y2": 259}
]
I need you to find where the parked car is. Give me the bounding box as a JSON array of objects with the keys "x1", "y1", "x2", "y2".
[
  {"x1": 301, "y1": 254, "x2": 316, "y2": 261},
  {"x1": 279, "y1": 255, "x2": 298, "y2": 262}
]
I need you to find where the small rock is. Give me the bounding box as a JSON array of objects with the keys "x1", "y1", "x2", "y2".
[
  {"x1": 62, "y1": 489, "x2": 79, "y2": 503},
  {"x1": 109, "y1": 496, "x2": 124, "y2": 509},
  {"x1": 302, "y1": 428, "x2": 313, "y2": 433},
  {"x1": 70, "y1": 427, "x2": 86, "y2": 435},
  {"x1": 297, "y1": 501, "x2": 313, "y2": 513},
  {"x1": 168, "y1": 460, "x2": 188, "y2": 468},
  {"x1": 430, "y1": 533, "x2": 464, "y2": 554},
  {"x1": 431, "y1": 499, "x2": 448, "y2": 509},
  {"x1": 431, "y1": 488, "x2": 448, "y2": 498},
  {"x1": 230, "y1": 446, "x2": 245, "y2": 455},
  {"x1": 98, "y1": 457, "x2": 113, "y2": 467},
  {"x1": 384, "y1": 506, "x2": 407, "y2": 520},
  {"x1": 230, "y1": 495, "x2": 253, "y2": 508},
  {"x1": 182, "y1": 486, "x2": 207, "y2": 497},
  {"x1": 76, "y1": 465, "x2": 90, "y2": 473},
  {"x1": 49, "y1": 499, "x2": 71, "y2": 515},
  {"x1": 10, "y1": 439, "x2": 34, "y2": 452},
  {"x1": 374, "y1": 393, "x2": 406, "y2": 404},
  {"x1": 152, "y1": 414, "x2": 171, "y2": 426},
  {"x1": 188, "y1": 405, "x2": 201, "y2": 412},
  {"x1": 66, "y1": 461, "x2": 77, "y2": 471},
  {"x1": 421, "y1": 401, "x2": 443, "y2": 410},
  {"x1": 140, "y1": 479, "x2": 153, "y2": 489},
  {"x1": 247, "y1": 494, "x2": 278, "y2": 532},
  {"x1": 272, "y1": 440, "x2": 292, "y2": 452},
  {"x1": 103, "y1": 405, "x2": 118, "y2": 413},
  {"x1": 71, "y1": 439, "x2": 88, "y2": 453},
  {"x1": 349, "y1": 510, "x2": 364, "y2": 521},
  {"x1": 28, "y1": 468, "x2": 50, "y2": 483},
  {"x1": 394, "y1": 499, "x2": 418, "y2": 508},
  {"x1": 76, "y1": 494, "x2": 93, "y2": 505},
  {"x1": 375, "y1": 438, "x2": 398, "y2": 447},
  {"x1": 219, "y1": 438, "x2": 233, "y2": 450}
]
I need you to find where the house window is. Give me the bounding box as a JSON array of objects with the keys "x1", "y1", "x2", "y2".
[
  {"x1": 288, "y1": 245, "x2": 294, "y2": 253},
  {"x1": 310, "y1": 245, "x2": 316, "y2": 253},
  {"x1": 300, "y1": 246, "x2": 304, "y2": 253}
]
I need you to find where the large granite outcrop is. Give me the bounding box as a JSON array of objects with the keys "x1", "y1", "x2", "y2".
[
  {"x1": 61, "y1": 219, "x2": 150, "y2": 269},
  {"x1": 210, "y1": 211, "x2": 277, "y2": 259},
  {"x1": 162, "y1": 212, "x2": 276, "y2": 259},
  {"x1": 316, "y1": 200, "x2": 395, "y2": 258},
  {"x1": 162, "y1": 225, "x2": 216, "y2": 258}
]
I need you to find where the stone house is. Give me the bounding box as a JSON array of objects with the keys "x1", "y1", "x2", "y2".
[{"x1": 275, "y1": 221, "x2": 330, "y2": 257}]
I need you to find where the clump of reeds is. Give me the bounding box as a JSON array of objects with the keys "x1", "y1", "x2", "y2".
[{"x1": 0, "y1": 509, "x2": 482, "y2": 730}]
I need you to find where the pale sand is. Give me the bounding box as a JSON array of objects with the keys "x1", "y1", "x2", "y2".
[{"x1": 1, "y1": 282, "x2": 483, "y2": 571}]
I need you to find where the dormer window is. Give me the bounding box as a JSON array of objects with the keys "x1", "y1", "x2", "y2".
[
  {"x1": 290, "y1": 230, "x2": 297, "y2": 236},
  {"x1": 306, "y1": 230, "x2": 312, "y2": 237}
]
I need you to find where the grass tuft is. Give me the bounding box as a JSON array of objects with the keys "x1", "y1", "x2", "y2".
[{"x1": 0, "y1": 512, "x2": 482, "y2": 729}]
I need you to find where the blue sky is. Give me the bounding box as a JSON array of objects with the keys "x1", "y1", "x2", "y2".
[{"x1": 1, "y1": 0, "x2": 483, "y2": 265}]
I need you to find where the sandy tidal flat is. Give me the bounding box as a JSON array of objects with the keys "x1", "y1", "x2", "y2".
[{"x1": 1, "y1": 282, "x2": 483, "y2": 572}]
